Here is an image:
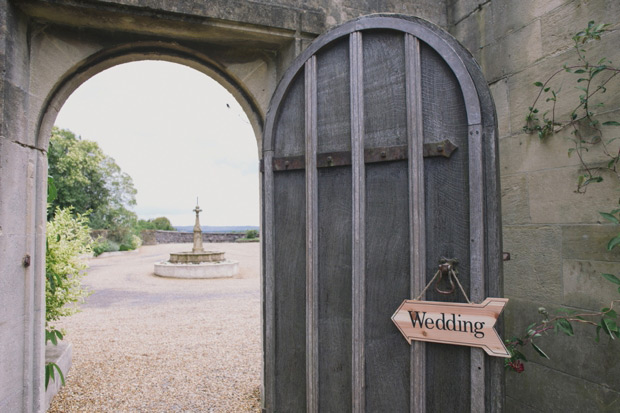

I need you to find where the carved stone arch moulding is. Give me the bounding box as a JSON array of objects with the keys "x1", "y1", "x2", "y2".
[{"x1": 36, "y1": 42, "x2": 265, "y2": 151}]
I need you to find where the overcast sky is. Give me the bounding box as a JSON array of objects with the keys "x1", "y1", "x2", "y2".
[{"x1": 55, "y1": 61, "x2": 259, "y2": 227}]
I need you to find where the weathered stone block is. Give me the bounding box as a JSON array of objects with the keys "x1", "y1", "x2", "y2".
[
  {"x1": 21, "y1": 0, "x2": 326, "y2": 34},
  {"x1": 506, "y1": 49, "x2": 587, "y2": 132},
  {"x1": 450, "y1": 1, "x2": 494, "y2": 61},
  {"x1": 505, "y1": 298, "x2": 620, "y2": 393},
  {"x1": 506, "y1": 362, "x2": 620, "y2": 412},
  {"x1": 0, "y1": 139, "x2": 33, "y2": 236},
  {"x1": 563, "y1": 259, "x2": 620, "y2": 311},
  {"x1": 477, "y1": 40, "x2": 502, "y2": 83},
  {"x1": 501, "y1": 20, "x2": 543, "y2": 75},
  {"x1": 0, "y1": 233, "x2": 27, "y2": 323},
  {"x1": 227, "y1": 58, "x2": 275, "y2": 117},
  {"x1": 449, "y1": 0, "x2": 488, "y2": 25},
  {"x1": 562, "y1": 225, "x2": 620, "y2": 262},
  {"x1": 506, "y1": 322, "x2": 620, "y2": 412},
  {"x1": 503, "y1": 225, "x2": 563, "y2": 304},
  {"x1": 1, "y1": 82, "x2": 30, "y2": 147},
  {"x1": 498, "y1": 125, "x2": 619, "y2": 177},
  {"x1": 501, "y1": 173, "x2": 530, "y2": 225},
  {"x1": 541, "y1": 0, "x2": 612, "y2": 54},
  {"x1": 343, "y1": 0, "x2": 448, "y2": 27},
  {"x1": 528, "y1": 167, "x2": 618, "y2": 224},
  {"x1": 0, "y1": 320, "x2": 25, "y2": 407},
  {"x1": 491, "y1": 0, "x2": 566, "y2": 40}
]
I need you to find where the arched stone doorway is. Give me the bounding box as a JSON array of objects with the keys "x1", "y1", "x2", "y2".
[
  {"x1": 37, "y1": 44, "x2": 266, "y2": 152},
  {"x1": 8, "y1": 13, "x2": 315, "y2": 408}
]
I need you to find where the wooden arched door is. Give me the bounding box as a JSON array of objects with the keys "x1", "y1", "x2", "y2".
[{"x1": 262, "y1": 14, "x2": 502, "y2": 412}]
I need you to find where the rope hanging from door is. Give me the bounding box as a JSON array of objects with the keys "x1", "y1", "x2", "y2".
[{"x1": 414, "y1": 258, "x2": 472, "y2": 304}]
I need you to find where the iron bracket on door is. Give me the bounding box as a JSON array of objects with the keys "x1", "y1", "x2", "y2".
[{"x1": 265, "y1": 139, "x2": 458, "y2": 172}]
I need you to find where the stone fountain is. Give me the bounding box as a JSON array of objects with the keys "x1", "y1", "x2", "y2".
[{"x1": 153, "y1": 203, "x2": 239, "y2": 278}]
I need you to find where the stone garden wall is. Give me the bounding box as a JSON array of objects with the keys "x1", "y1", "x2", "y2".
[
  {"x1": 140, "y1": 230, "x2": 248, "y2": 245},
  {"x1": 450, "y1": 0, "x2": 620, "y2": 410}
]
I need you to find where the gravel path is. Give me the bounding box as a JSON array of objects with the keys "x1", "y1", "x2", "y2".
[{"x1": 48, "y1": 243, "x2": 262, "y2": 412}]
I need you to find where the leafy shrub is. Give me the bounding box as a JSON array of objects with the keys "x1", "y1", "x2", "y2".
[
  {"x1": 46, "y1": 207, "x2": 92, "y2": 387},
  {"x1": 91, "y1": 237, "x2": 119, "y2": 256},
  {"x1": 46, "y1": 207, "x2": 92, "y2": 324},
  {"x1": 119, "y1": 234, "x2": 142, "y2": 251},
  {"x1": 136, "y1": 216, "x2": 175, "y2": 231},
  {"x1": 245, "y1": 229, "x2": 259, "y2": 239}
]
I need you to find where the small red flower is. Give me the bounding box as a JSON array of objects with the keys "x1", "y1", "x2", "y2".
[{"x1": 508, "y1": 360, "x2": 525, "y2": 373}]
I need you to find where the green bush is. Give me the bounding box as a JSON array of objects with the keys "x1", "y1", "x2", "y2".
[
  {"x1": 245, "y1": 229, "x2": 259, "y2": 239},
  {"x1": 136, "y1": 216, "x2": 175, "y2": 231},
  {"x1": 118, "y1": 233, "x2": 142, "y2": 251},
  {"x1": 46, "y1": 207, "x2": 92, "y2": 390},
  {"x1": 91, "y1": 237, "x2": 119, "y2": 256},
  {"x1": 46, "y1": 207, "x2": 92, "y2": 325}
]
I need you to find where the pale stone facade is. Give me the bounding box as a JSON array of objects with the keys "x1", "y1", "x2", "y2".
[{"x1": 0, "y1": 0, "x2": 618, "y2": 411}]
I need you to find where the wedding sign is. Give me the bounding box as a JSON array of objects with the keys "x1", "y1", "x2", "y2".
[{"x1": 392, "y1": 297, "x2": 510, "y2": 357}]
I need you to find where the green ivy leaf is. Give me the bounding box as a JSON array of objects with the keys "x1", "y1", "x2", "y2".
[
  {"x1": 531, "y1": 343, "x2": 550, "y2": 359},
  {"x1": 602, "y1": 318, "x2": 618, "y2": 339},
  {"x1": 557, "y1": 319, "x2": 574, "y2": 336},
  {"x1": 603, "y1": 121, "x2": 620, "y2": 126},
  {"x1": 602, "y1": 273, "x2": 620, "y2": 285},
  {"x1": 534, "y1": 81, "x2": 544, "y2": 87},
  {"x1": 599, "y1": 212, "x2": 619, "y2": 224},
  {"x1": 607, "y1": 235, "x2": 620, "y2": 251}
]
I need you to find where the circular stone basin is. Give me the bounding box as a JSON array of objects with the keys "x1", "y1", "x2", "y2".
[
  {"x1": 154, "y1": 260, "x2": 239, "y2": 279},
  {"x1": 169, "y1": 251, "x2": 225, "y2": 264}
]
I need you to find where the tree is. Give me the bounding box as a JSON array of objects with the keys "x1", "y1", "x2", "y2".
[
  {"x1": 47, "y1": 127, "x2": 138, "y2": 240},
  {"x1": 136, "y1": 216, "x2": 175, "y2": 231}
]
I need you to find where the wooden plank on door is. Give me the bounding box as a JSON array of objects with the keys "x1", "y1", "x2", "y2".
[
  {"x1": 316, "y1": 36, "x2": 353, "y2": 413},
  {"x1": 420, "y1": 41, "x2": 471, "y2": 413}
]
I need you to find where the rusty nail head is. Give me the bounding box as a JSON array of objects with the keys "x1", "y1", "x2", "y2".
[
  {"x1": 436, "y1": 145, "x2": 444, "y2": 152},
  {"x1": 380, "y1": 151, "x2": 386, "y2": 158},
  {"x1": 284, "y1": 160, "x2": 290, "y2": 168},
  {"x1": 327, "y1": 156, "x2": 333, "y2": 165},
  {"x1": 23, "y1": 254, "x2": 31, "y2": 268}
]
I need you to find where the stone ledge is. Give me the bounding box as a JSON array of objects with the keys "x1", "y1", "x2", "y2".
[
  {"x1": 45, "y1": 341, "x2": 72, "y2": 411},
  {"x1": 154, "y1": 260, "x2": 239, "y2": 279}
]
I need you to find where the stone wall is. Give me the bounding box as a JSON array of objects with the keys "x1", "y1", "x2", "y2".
[
  {"x1": 140, "y1": 230, "x2": 249, "y2": 245},
  {"x1": 450, "y1": 0, "x2": 620, "y2": 410}
]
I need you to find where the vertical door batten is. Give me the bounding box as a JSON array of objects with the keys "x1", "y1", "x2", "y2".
[
  {"x1": 263, "y1": 147, "x2": 276, "y2": 411},
  {"x1": 468, "y1": 123, "x2": 485, "y2": 413},
  {"x1": 405, "y1": 33, "x2": 426, "y2": 413},
  {"x1": 305, "y1": 56, "x2": 319, "y2": 413},
  {"x1": 350, "y1": 30, "x2": 366, "y2": 413}
]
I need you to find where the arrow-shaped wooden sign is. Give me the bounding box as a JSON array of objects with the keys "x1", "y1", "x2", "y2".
[{"x1": 392, "y1": 297, "x2": 510, "y2": 358}]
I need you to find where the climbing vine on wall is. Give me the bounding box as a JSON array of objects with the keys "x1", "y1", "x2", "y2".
[{"x1": 508, "y1": 21, "x2": 620, "y2": 372}]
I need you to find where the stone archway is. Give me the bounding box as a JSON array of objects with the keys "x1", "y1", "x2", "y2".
[
  {"x1": 5, "y1": 9, "x2": 319, "y2": 408},
  {"x1": 36, "y1": 42, "x2": 267, "y2": 153}
]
